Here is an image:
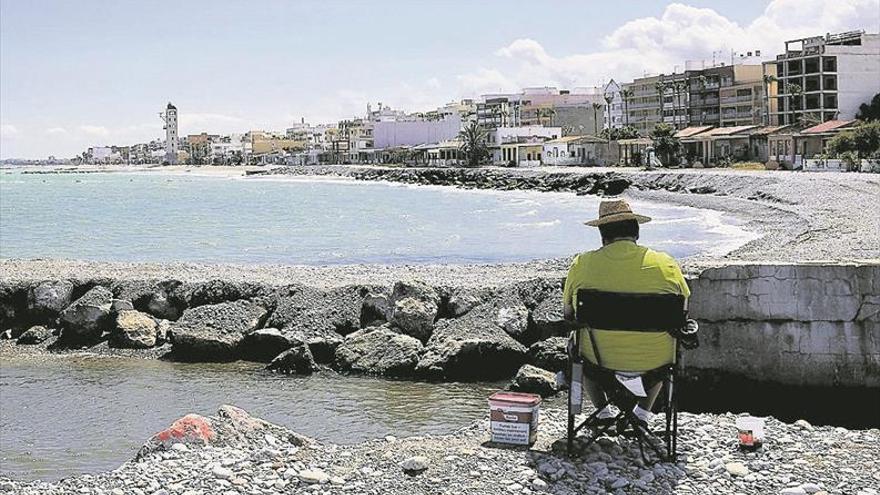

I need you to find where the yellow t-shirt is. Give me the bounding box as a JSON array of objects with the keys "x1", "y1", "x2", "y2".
[{"x1": 562, "y1": 240, "x2": 691, "y2": 372}]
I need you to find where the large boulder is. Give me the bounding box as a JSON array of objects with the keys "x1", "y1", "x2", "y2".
[
  {"x1": 59, "y1": 286, "x2": 114, "y2": 342},
  {"x1": 111, "y1": 280, "x2": 185, "y2": 320},
  {"x1": 442, "y1": 287, "x2": 490, "y2": 317},
  {"x1": 16, "y1": 325, "x2": 54, "y2": 345},
  {"x1": 238, "y1": 328, "x2": 293, "y2": 362},
  {"x1": 415, "y1": 306, "x2": 527, "y2": 381},
  {"x1": 179, "y1": 280, "x2": 272, "y2": 308},
  {"x1": 528, "y1": 337, "x2": 569, "y2": 372},
  {"x1": 27, "y1": 280, "x2": 74, "y2": 317},
  {"x1": 266, "y1": 340, "x2": 316, "y2": 374},
  {"x1": 335, "y1": 326, "x2": 423, "y2": 377},
  {"x1": 361, "y1": 291, "x2": 392, "y2": 325},
  {"x1": 390, "y1": 297, "x2": 436, "y2": 342},
  {"x1": 509, "y1": 364, "x2": 559, "y2": 397},
  {"x1": 111, "y1": 310, "x2": 159, "y2": 349},
  {"x1": 266, "y1": 286, "x2": 366, "y2": 362},
  {"x1": 388, "y1": 281, "x2": 439, "y2": 341},
  {"x1": 169, "y1": 300, "x2": 268, "y2": 361},
  {"x1": 0, "y1": 283, "x2": 27, "y2": 331}
]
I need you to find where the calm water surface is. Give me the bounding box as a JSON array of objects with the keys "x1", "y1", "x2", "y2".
[
  {"x1": 0, "y1": 355, "x2": 531, "y2": 481},
  {"x1": 0, "y1": 170, "x2": 754, "y2": 264}
]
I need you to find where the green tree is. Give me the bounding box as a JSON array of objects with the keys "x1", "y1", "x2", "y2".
[
  {"x1": 856, "y1": 93, "x2": 880, "y2": 121},
  {"x1": 827, "y1": 121, "x2": 880, "y2": 158},
  {"x1": 655, "y1": 81, "x2": 667, "y2": 127},
  {"x1": 600, "y1": 125, "x2": 639, "y2": 141},
  {"x1": 649, "y1": 123, "x2": 682, "y2": 167},
  {"x1": 620, "y1": 88, "x2": 634, "y2": 126},
  {"x1": 458, "y1": 121, "x2": 490, "y2": 167}
]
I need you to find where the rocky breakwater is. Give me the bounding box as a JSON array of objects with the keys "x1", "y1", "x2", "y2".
[
  {"x1": 0, "y1": 277, "x2": 569, "y2": 388},
  {"x1": 265, "y1": 165, "x2": 638, "y2": 196},
  {"x1": 3, "y1": 405, "x2": 879, "y2": 495},
  {"x1": 2, "y1": 261, "x2": 878, "y2": 392}
]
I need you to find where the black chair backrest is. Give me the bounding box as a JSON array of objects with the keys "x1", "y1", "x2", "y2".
[{"x1": 576, "y1": 289, "x2": 686, "y2": 332}]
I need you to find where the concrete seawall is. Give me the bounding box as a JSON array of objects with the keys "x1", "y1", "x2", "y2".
[{"x1": 685, "y1": 262, "x2": 879, "y2": 388}]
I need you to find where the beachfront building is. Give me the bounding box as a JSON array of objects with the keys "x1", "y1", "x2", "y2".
[
  {"x1": 621, "y1": 75, "x2": 660, "y2": 134},
  {"x1": 765, "y1": 31, "x2": 880, "y2": 125},
  {"x1": 684, "y1": 64, "x2": 768, "y2": 128},
  {"x1": 160, "y1": 102, "x2": 179, "y2": 165},
  {"x1": 373, "y1": 114, "x2": 462, "y2": 149},
  {"x1": 603, "y1": 79, "x2": 624, "y2": 130},
  {"x1": 542, "y1": 136, "x2": 613, "y2": 166},
  {"x1": 768, "y1": 119, "x2": 857, "y2": 169},
  {"x1": 492, "y1": 126, "x2": 561, "y2": 165}
]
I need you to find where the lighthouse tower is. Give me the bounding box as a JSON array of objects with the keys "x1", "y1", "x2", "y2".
[{"x1": 159, "y1": 102, "x2": 179, "y2": 165}]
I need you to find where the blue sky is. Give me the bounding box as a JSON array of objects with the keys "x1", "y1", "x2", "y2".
[{"x1": 1, "y1": 0, "x2": 878, "y2": 158}]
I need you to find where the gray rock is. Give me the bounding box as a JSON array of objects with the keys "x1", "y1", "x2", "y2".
[
  {"x1": 110, "y1": 298, "x2": 134, "y2": 313},
  {"x1": 416, "y1": 305, "x2": 527, "y2": 380},
  {"x1": 266, "y1": 341, "x2": 316, "y2": 374},
  {"x1": 724, "y1": 462, "x2": 749, "y2": 477},
  {"x1": 112, "y1": 310, "x2": 159, "y2": 348},
  {"x1": 16, "y1": 325, "x2": 53, "y2": 345},
  {"x1": 528, "y1": 337, "x2": 569, "y2": 372},
  {"x1": 266, "y1": 285, "x2": 365, "y2": 362},
  {"x1": 390, "y1": 297, "x2": 437, "y2": 341},
  {"x1": 335, "y1": 326, "x2": 423, "y2": 377},
  {"x1": 147, "y1": 290, "x2": 181, "y2": 320},
  {"x1": 509, "y1": 364, "x2": 559, "y2": 397},
  {"x1": 59, "y1": 286, "x2": 114, "y2": 342},
  {"x1": 444, "y1": 287, "x2": 489, "y2": 317},
  {"x1": 170, "y1": 300, "x2": 268, "y2": 361},
  {"x1": 299, "y1": 469, "x2": 329, "y2": 484},
  {"x1": 399, "y1": 456, "x2": 429, "y2": 475},
  {"x1": 238, "y1": 328, "x2": 293, "y2": 362},
  {"x1": 27, "y1": 280, "x2": 74, "y2": 316},
  {"x1": 361, "y1": 292, "x2": 392, "y2": 323},
  {"x1": 390, "y1": 280, "x2": 439, "y2": 307},
  {"x1": 495, "y1": 304, "x2": 529, "y2": 337}
]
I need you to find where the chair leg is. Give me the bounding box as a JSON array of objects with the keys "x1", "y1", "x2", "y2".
[{"x1": 567, "y1": 409, "x2": 574, "y2": 455}]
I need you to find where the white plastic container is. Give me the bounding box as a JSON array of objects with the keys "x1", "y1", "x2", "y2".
[
  {"x1": 488, "y1": 391, "x2": 541, "y2": 445},
  {"x1": 736, "y1": 416, "x2": 765, "y2": 450}
]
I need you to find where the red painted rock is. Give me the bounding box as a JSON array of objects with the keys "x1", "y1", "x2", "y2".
[{"x1": 138, "y1": 414, "x2": 215, "y2": 458}]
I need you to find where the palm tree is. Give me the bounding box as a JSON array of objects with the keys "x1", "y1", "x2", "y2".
[
  {"x1": 675, "y1": 80, "x2": 688, "y2": 129},
  {"x1": 603, "y1": 93, "x2": 615, "y2": 129},
  {"x1": 458, "y1": 121, "x2": 489, "y2": 168},
  {"x1": 591, "y1": 102, "x2": 603, "y2": 136},
  {"x1": 655, "y1": 81, "x2": 667, "y2": 129},
  {"x1": 620, "y1": 88, "x2": 634, "y2": 126}
]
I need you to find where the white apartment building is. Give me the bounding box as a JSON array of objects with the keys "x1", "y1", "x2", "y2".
[
  {"x1": 603, "y1": 79, "x2": 624, "y2": 129},
  {"x1": 766, "y1": 31, "x2": 880, "y2": 125}
]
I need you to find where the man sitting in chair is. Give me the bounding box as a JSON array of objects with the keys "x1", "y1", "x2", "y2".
[{"x1": 562, "y1": 199, "x2": 690, "y2": 427}]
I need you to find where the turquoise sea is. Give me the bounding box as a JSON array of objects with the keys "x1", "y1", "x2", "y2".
[{"x1": 0, "y1": 170, "x2": 753, "y2": 264}]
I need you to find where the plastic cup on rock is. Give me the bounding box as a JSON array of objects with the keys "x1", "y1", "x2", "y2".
[{"x1": 735, "y1": 416, "x2": 765, "y2": 451}]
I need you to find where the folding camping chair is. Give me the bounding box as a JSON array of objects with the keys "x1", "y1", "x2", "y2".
[{"x1": 566, "y1": 288, "x2": 692, "y2": 463}]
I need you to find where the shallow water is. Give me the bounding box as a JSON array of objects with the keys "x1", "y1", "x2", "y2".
[
  {"x1": 0, "y1": 171, "x2": 754, "y2": 264},
  {"x1": 0, "y1": 355, "x2": 528, "y2": 481}
]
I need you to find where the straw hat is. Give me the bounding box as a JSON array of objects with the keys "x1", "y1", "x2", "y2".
[{"x1": 584, "y1": 199, "x2": 652, "y2": 227}]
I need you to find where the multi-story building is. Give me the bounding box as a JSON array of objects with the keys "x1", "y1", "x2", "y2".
[
  {"x1": 765, "y1": 31, "x2": 880, "y2": 126},
  {"x1": 477, "y1": 88, "x2": 604, "y2": 141},
  {"x1": 602, "y1": 79, "x2": 624, "y2": 130},
  {"x1": 621, "y1": 75, "x2": 662, "y2": 134},
  {"x1": 686, "y1": 64, "x2": 767, "y2": 127}
]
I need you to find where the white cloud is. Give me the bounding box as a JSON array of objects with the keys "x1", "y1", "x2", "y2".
[
  {"x1": 0, "y1": 124, "x2": 20, "y2": 138},
  {"x1": 457, "y1": 0, "x2": 880, "y2": 96},
  {"x1": 46, "y1": 127, "x2": 68, "y2": 135},
  {"x1": 78, "y1": 125, "x2": 110, "y2": 137}
]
